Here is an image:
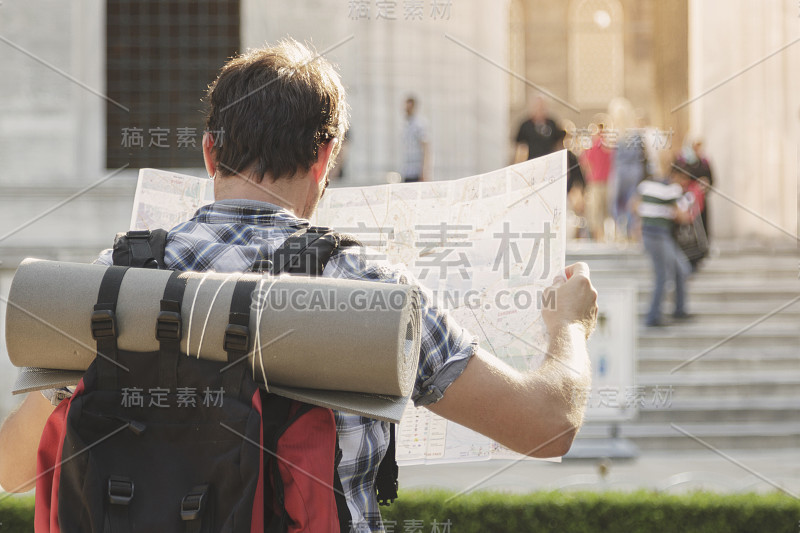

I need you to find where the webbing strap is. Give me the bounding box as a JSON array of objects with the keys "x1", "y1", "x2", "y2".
[
  {"x1": 222, "y1": 278, "x2": 257, "y2": 399},
  {"x1": 333, "y1": 436, "x2": 352, "y2": 531},
  {"x1": 269, "y1": 227, "x2": 337, "y2": 276},
  {"x1": 93, "y1": 266, "x2": 129, "y2": 390},
  {"x1": 268, "y1": 228, "x2": 309, "y2": 275},
  {"x1": 128, "y1": 231, "x2": 157, "y2": 268},
  {"x1": 376, "y1": 423, "x2": 399, "y2": 506},
  {"x1": 112, "y1": 230, "x2": 166, "y2": 269},
  {"x1": 105, "y1": 475, "x2": 133, "y2": 533},
  {"x1": 156, "y1": 271, "x2": 188, "y2": 390}
]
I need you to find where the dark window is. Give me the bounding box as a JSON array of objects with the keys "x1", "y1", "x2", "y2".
[{"x1": 106, "y1": 0, "x2": 240, "y2": 169}]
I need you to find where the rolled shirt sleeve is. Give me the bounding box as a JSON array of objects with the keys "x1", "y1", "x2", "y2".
[
  {"x1": 93, "y1": 248, "x2": 113, "y2": 266},
  {"x1": 324, "y1": 247, "x2": 479, "y2": 407}
]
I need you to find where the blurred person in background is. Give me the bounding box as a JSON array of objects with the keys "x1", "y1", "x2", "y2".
[
  {"x1": 553, "y1": 125, "x2": 587, "y2": 239},
  {"x1": 675, "y1": 137, "x2": 713, "y2": 241},
  {"x1": 608, "y1": 98, "x2": 648, "y2": 242},
  {"x1": 580, "y1": 123, "x2": 613, "y2": 241},
  {"x1": 634, "y1": 151, "x2": 692, "y2": 327},
  {"x1": 328, "y1": 129, "x2": 351, "y2": 183},
  {"x1": 637, "y1": 111, "x2": 662, "y2": 180},
  {"x1": 514, "y1": 95, "x2": 563, "y2": 163},
  {"x1": 401, "y1": 96, "x2": 431, "y2": 182},
  {"x1": 672, "y1": 153, "x2": 709, "y2": 271}
]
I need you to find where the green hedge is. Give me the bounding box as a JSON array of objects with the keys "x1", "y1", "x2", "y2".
[
  {"x1": 0, "y1": 494, "x2": 35, "y2": 531},
  {"x1": 380, "y1": 490, "x2": 800, "y2": 533},
  {"x1": 0, "y1": 490, "x2": 798, "y2": 532}
]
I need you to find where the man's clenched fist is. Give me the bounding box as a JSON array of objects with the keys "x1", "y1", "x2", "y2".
[{"x1": 542, "y1": 262, "x2": 599, "y2": 339}]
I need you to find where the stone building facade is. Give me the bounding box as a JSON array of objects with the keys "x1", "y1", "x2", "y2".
[{"x1": 0, "y1": 0, "x2": 796, "y2": 422}]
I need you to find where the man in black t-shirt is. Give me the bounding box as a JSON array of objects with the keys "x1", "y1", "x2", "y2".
[{"x1": 514, "y1": 96, "x2": 564, "y2": 162}]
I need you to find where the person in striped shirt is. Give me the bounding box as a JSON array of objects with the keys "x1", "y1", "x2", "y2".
[{"x1": 635, "y1": 162, "x2": 692, "y2": 327}]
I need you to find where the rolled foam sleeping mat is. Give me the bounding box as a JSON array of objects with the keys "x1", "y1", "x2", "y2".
[{"x1": 6, "y1": 258, "x2": 422, "y2": 398}]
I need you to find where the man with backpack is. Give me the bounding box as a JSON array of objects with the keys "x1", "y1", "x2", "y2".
[{"x1": 0, "y1": 39, "x2": 598, "y2": 532}]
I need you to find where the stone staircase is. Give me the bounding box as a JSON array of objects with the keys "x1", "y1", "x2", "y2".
[{"x1": 567, "y1": 240, "x2": 800, "y2": 452}]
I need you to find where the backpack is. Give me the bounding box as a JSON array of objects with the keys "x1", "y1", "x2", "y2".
[{"x1": 34, "y1": 226, "x2": 398, "y2": 533}]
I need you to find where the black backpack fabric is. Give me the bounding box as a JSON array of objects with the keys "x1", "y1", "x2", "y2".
[{"x1": 103, "y1": 226, "x2": 399, "y2": 523}]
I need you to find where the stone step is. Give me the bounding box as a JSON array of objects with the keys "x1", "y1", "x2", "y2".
[
  {"x1": 627, "y1": 434, "x2": 800, "y2": 451},
  {"x1": 586, "y1": 271, "x2": 799, "y2": 284},
  {"x1": 636, "y1": 314, "x2": 800, "y2": 328},
  {"x1": 649, "y1": 384, "x2": 798, "y2": 400},
  {"x1": 589, "y1": 269, "x2": 799, "y2": 284},
  {"x1": 635, "y1": 370, "x2": 800, "y2": 398},
  {"x1": 570, "y1": 249, "x2": 799, "y2": 285},
  {"x1": 569, "y1": 242, "x2": 799, "y2": 452},
  {"x1": 636, "y1": 299, "x2": 800, "y2": 316},
  {"x1": 636, "y1": 326, "x2": 799, "y2": 349},
  {"x1": 630, "y1": 284, "x2": 800, "y2": 305},
  {"x1": 636, "y1": 347, "x2": 800, "y2": 373},
  {"x1": 638, "y1": 360, "x2": 800, "y2": 374},
  {"x1": 705, "y1": 242, "x2": 800, "y2": 257},
  {"x1": 578, "y1": 254, "x2": 800, "y2": 269},
  {"x1": 637, "y1": 321, "x2": 799, "y2": 335},
  {"x1": 577, "y1": 421, "x2": 800, "y2": 451},
  {"x1": 630, "y1": 312, "x2": 800, "y2": 328},
  {"x1": 635, "y1": 396, "x2": 800, "y2": 424},
  {"x1": 567, "y1": 241, "x2": 800, "y2": 260},
  {"x1": 576, "y1": 249, "x2": 799, "y2": 264},
  {"x1": 582, "y1": 257, "x2": 798, "y2": 274},
  {"x1": 638, "y1": 345, "x2": 799, "y2": 360}
]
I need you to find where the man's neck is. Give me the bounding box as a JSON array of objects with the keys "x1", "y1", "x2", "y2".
[{"x1": 213, "y1": 174, "x2": 309, "y2": 218}]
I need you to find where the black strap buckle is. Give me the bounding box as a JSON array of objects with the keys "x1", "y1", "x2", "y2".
[
  {"x1": 252, "y1": 258, "x2": 273, "y2": 273},
  {"x1": 224, "y1": 323, "x2": 249, "y2": 353},
  {"x1": 180, "y1": 486, "x2": 208, "y2": 521},
  {"x1": 308, "y1": 225, "x2": 332, "y2": 233},
  {"x1": 126, "y1": 229, "x2": 151, "y2": 239},
  {"x1": 155, "y1": 310, "x2": 181, "y2": 341},
  {"x1": 108, "y1": 476, "x2": 134, "y2": 505},
  {"x1": 91, "y1": 309, "x2": 117, "y2": 339}
]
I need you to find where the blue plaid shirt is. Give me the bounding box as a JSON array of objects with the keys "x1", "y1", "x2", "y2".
[{"x1": 96, "y1": 199, "x2": 477, "y2": 532}]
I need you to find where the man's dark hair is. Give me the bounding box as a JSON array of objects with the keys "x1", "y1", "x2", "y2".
[{"x1": 205, "y1": 39, "x2": 349, "y2": 182}]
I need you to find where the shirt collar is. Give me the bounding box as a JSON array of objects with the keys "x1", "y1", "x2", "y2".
[{"x1": 189, "y1": 199, "x2": 310, "y2": 228}]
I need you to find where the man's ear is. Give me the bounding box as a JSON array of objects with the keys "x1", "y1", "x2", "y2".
[
  {"x1": 202, "y1": 132, "x2": 218, "y2": 178},
  {"x1": 310, "y1": 139, "x2": 336, "y2": 184}
]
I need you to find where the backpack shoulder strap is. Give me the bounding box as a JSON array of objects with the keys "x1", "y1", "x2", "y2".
[
  {"x1": 337, "y1": 229, "x2": 399, "y2": 506},
  {"x1": 257, "y1": 226, "x2": 398, "y2": 508},
  {"x1": 376, "y1": 423, "x2": 399, "y2": 506},
  {"x1": 335, "y1": 232, "x2": 363, "y2": 250},
  {"x1": 112, "y1": 229, "x2": 168, "y2": 269},
  {"x1": 257, "y1": 226, "x2": 361, "y2": 276}
]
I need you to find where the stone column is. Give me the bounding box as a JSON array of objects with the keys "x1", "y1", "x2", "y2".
[{"x1": 687, "y1": 0, "x2": 798, "y2": 241}]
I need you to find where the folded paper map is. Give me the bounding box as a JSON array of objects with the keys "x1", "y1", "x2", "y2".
[{"x1": 127, "y1": 152, "x2": 567, "y2": 463}]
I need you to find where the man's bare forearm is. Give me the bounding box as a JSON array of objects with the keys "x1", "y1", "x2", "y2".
[
  {"x1": 428, "y1": 326, "x2": 591, "y2": 458},
  {"x1": 428, "y1": 263, "x2": 598, "y2": 458},
  {"x1": 530, "y1": 323, "x2": 592, "y2": 431},
  {"x1": 0, "y1": 392, "x2": 55, "y2": 492}
]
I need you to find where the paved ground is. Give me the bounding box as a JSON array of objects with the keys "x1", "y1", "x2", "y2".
[{"x1": 4, "y1": 450, "x2": 795, "y2": 498}]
